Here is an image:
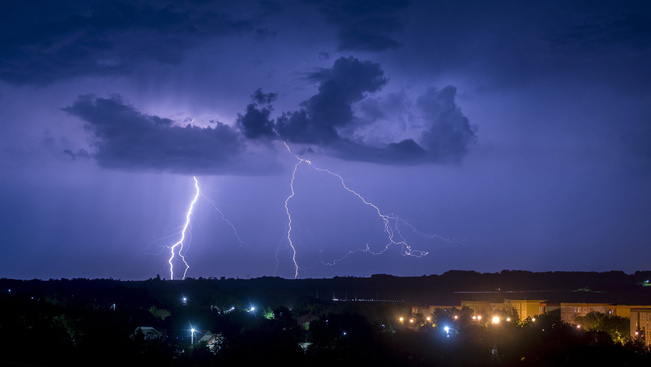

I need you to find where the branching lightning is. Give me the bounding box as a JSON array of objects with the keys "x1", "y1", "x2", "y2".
[
  {"x1": 282, "y1": 142, "x2": 456, "y2": 278},
  {"x1": 168, "y1": 176, "x2": 200, "y2": 280},
  {"x1": 161, "y1": 144, "x2": 456, "y2": 280},
  {"x1": 200, "y1": 193, "x2": 248, "y2": 249},
  {"x1": 163, "y1": 176, "x2": 247, "y2": 280}
]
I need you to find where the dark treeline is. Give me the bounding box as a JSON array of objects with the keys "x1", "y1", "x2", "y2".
[
  {"x1": 2, "y1": 270, "x2": 651, "y2": 366},
  {"x1": 6, "y1": 269, "x2": 651, "y2": 305}
]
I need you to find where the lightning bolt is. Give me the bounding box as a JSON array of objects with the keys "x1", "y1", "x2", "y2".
[
  {"x1": 283, "y1": 150, "x2": 304, "y2": 279},
  {"x1": 282, "y1": 142, "x2": 455, "y2": 278},
  {"x1": 168, "y1": 176, "x2": 200, "y2": 280},
  {"x1": 161, "y1": 176, "x2": 247, "y2": 280},
  {"x1": 200, "y1": 192, "x2": 248, "y2": 249}
]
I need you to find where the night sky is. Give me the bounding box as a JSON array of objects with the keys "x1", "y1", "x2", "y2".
[{"x1": 1, "y1": 0, "x2": 650, "y2": 280}]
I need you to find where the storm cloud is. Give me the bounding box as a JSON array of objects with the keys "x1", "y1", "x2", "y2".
[
  {"x1": 2, "y1": 0, "x2": 651, "y2": 280},
  {"x1": 417, "y1": 86, "x2": 477, "y2": 163},
  {"x1": 236, "y1": 89, "x2": 278, "y2": 140},
  {"x1": 276, "y1": 56, "x2": 388, "y2": 145},
  {"x1": 63, "y1": 95, "x2": 253, "y2": 175},
  {"x1": 61, "y1": 55, "x2": 476, "y2": 174},
  {"x1": 273, "y1": 57, "x2": 476, "y2": 164},
  {"x1": 0, "y1": 1, "x2": 261, "y2": 85},
  {"x1": 311, "y1": 0, "x2": 410, "y2": 52}
]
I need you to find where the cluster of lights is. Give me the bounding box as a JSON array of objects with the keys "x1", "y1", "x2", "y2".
[
  {"x1": 471, "y1": 315, "x2": 517, "y2": 324},
  {"x1": 490, "y1": 316, "x2": 512, "y2": 324},
  {"x1": 186, "y1": 305, "x2": 258, "y2": 344},
  {"x1": 397, "y1": 313, "x2": 519, "y2": 324}
]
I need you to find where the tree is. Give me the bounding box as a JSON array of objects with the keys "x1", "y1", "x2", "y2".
[{"x1": 575, "y1": 311, "x2": 630, "y2": 344}]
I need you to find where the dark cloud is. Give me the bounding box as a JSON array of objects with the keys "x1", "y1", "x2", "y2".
[
  {"x1": 63, "y1": 148, "x2": 91, "y2": 160},
  {"x1": 236, "y1": 89, "x2": 278, "y2": 139},
  {"x1": 330, "y1": 138, "x2": 427, "y2": 164},
  {"x1": 0, "y1": 0, "x2": 256, "y2": 85},
  {"x1": 310, "y1": 0, "x2": 409, "y2": 52},
  {"x1": 417, "y1": 86, "x2": 477, "y2": 163},
  {"x1": 62, "y1": 95, "x2": 249, "y2": 175},
  {"x1": 276, "y1": 109, "x2": 336, "y2": 145},
  {"x1": 251, "y1": 88, "x2": 278, "y2": 105},
  {"x1": 389, "y1": 1, "x2": 651, "y2": 91},
  {"x1": 63, "y1": 54, "x2": 477, "y2": 173},
  {"x1": 276, "y1": 56, "x2": 387, "y2": 144},
  {"x1": 548, "y1": 13, "x2": 651, "y2": 55},
  {"x1": 271, "y1": 56, "x2": 476, "y2": 164},
  {"x1": 323, "y1": 86, "x2": 476, "y2": 164}
]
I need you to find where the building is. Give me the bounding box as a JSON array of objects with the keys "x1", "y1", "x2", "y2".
[
  {"x1": 460, "y1": 300, "x2": 544, "y2": 320},
  {"x1": 630, "y1": 308, "x2": 651, "y2": 346},
  {"x1": 411, "y1": 305, "x2": 454, "y2": 316},
  {"x1": 539, "y1": 302, "x2": 610, "y2": 324},
  {"x1": 417, "y1": 299, "x2": 651, "y2": 334},
  {"x1": 132, "y1": 326, "x2": 164, "y2": 341},
  {"x1": 460, "y1": 301, "x2": 493, "y2": 316},
  {"x1": 609, "y1": 304, "x2": 651, "y2": 318},
  {"x1": 198, "y1": 331, "x2": 225, "y2": 353},
  {"x1": 501, "y1": 299, "x2": 546, "y2": 320}
]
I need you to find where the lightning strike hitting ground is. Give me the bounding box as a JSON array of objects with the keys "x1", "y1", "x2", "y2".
[
  {"x1": 168, "y1": 176, "x2": 200, "y2": 280},
  {"x1": 283, "y1": 152, "x2": 303, "y2": 279},
  {"x1": 282, "y1": 142, "x2": 439, "y2": 278},
  {"x1": 161, "y1": 176, "x2": 248, "y2": 280}
]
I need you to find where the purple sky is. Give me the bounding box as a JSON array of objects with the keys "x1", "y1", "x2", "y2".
[{"x1": 1, "y1": 0, "x2": 650, "y2": 280}]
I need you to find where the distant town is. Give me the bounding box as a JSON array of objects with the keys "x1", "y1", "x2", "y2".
[{"x1": 3, "y1": 270, "x2": 651, "y2": 366}]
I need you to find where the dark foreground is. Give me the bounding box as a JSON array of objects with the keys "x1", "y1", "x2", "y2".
[{"x1": 2, "y1": 272, "x2": 651, "y2": 366}]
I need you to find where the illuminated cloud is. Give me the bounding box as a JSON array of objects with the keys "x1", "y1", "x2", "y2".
[
  {"x1": 62, "y1": 94, "x2": 258, "y2": 175},
  {"x1": 273, "y1": 57, "x2": 477, "y2": 164}
]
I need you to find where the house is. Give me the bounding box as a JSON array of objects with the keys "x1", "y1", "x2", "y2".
[
  {"x1": 198, "y1": 331, "x2": 225, "y2": 353},
  {"x1": 297, "y1": 313, "x2": 319, "y2": 329},
  {"x1": 133, "y1": 326, "x2": 164, "y2": 341}
]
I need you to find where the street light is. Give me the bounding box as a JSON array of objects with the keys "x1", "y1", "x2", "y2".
[
  {"x1": 492, "y1": 316, "x2": 501, "y2": 325},
  {"x1": 443, "y1": 326, "x2": 457, "y2": 338},
  {"x1": 191, "y1": 328, "x2": 196, "y2": 345}
]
